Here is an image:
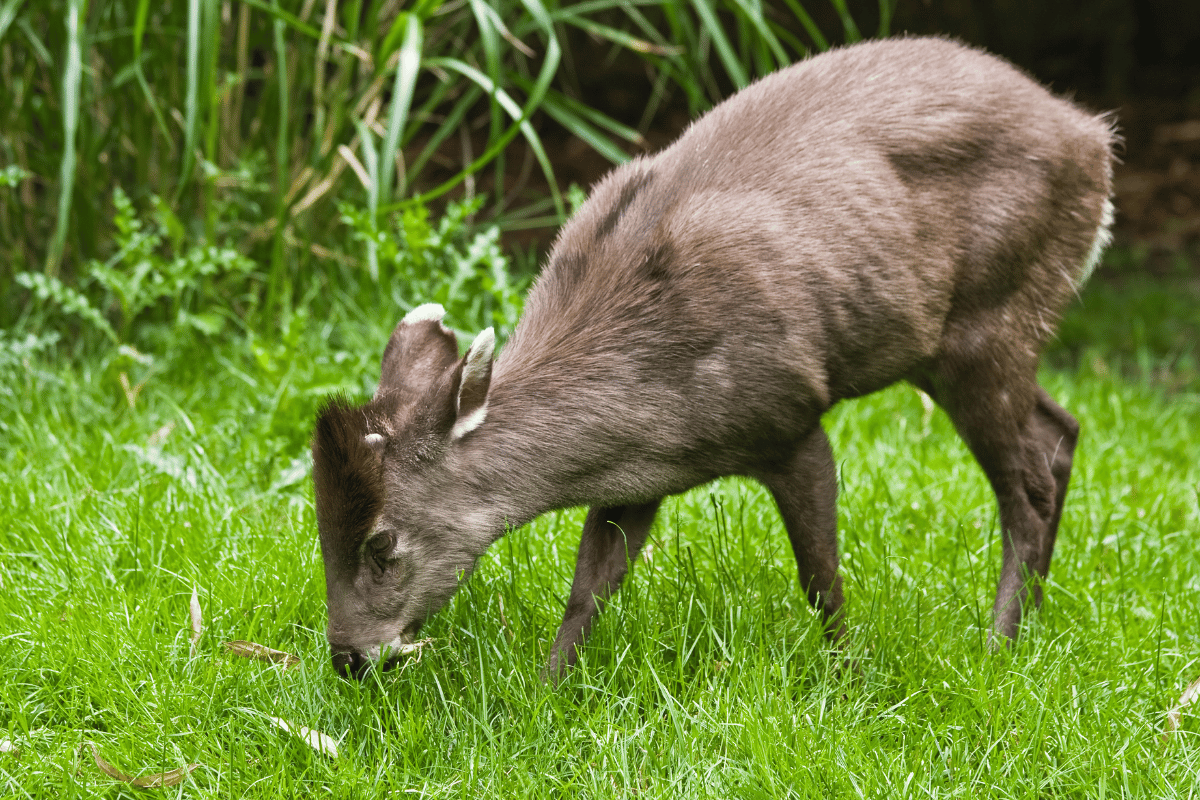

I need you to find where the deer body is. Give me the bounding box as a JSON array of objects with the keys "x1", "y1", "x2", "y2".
[{"x1": 313, "y1": 37, "x2": 1115, "y2": 679}]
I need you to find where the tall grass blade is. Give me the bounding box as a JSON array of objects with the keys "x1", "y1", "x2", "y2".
[
  {"x1": 828, "y1": 0, "x2": 862, "y2": 43},
  {"x1": 467, "y1": 0, "x2": 503, "y2": 145},
  {"x1": 729, "y1": 0, "x2": 790, "y2": 68},
  {"x1": 513, "y1": 0, "x2": 563, "y2": 215},
  {"x1": 466, "y1": 0, "x2": 509, "y2": 207},
  {"x1": 404, "y1": 86, "x2": 483, "y2": 185},
  {"x1": 410, "y1": 54, "x2": 560, "y2": 216},
  {"x1": 384, "y1": 0, "x2": 566, "y2": 216},
  {"x1": 131, "y1": 0, "x2": 171, "y2": 143},
  {"x1": 270, "y1": 1, "x2": 291, "y2": 301},
  {"x1": 341, "y1": 0, "x2": 363, "y2": 41},
  {"x1": 312, "y1": 0, "x2": 337, "y2": 152},
  {"x1": 201, "y1": 0, "x2": 221, "y2": 239},
  {"x1": 240, "y1": 0, "x2": 322, "y2": 39},
  {"x1": 877, "y1": 0, "x2": 895, "y2": 37},
  {"x1": 177, "y1": 0, "x2": 202, "y2": 201},
  {"x1": 689, "y1": 0, "x2": 749, "y2": 90},
  {"x1": 45, "y1": 0, "x2": 83, "y2": 276},
  {"x1": 553, "y1": 13, "x2": 681, "y2": 57},
  {"x1": 378, "y1": 13, "x2": 423, "y2": 204},
  {"x1": 17, "y1": 16, "x2": 52, "y2": 66},
  {"x1": 0, "y1": 0, "x2": 24, "y2": 45},
  {"x1": 659, "y1": 4, "x2": 708, "y2": 113},
  {"x1": 379, "y1": 0, "x2": 440, "y2": 63},
  {"x1": 525, "y1": 85, "x2": 641, "y2": 164},
  {"x1": 538, "y1": 96, "x2": 630, "y2": 165},
  {"x1": 239, "y1": 0, "x2": 370, "y2": 60},
  {"x1": 353, "y1": 118, "x2": 380, "y2": 281},
  {"x1": 780, "y1": 0, "x2": 828, "y2": 51}
]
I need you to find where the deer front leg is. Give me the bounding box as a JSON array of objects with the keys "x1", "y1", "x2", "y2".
[
  {"x1": 544, "y1": 500, "x2": 661, "y2": 682},
  {"x1": 757, "y1": 426, "x2": 846, "y2": 642}
]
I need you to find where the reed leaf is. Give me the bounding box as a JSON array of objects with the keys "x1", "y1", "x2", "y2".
[
  {"x1": 878, "y1": 0, "x2": 896, "y2": 37},
  {"x1": 353, "y1": 118, "x2": 380, "y2": 281},
  {"x1": 177, "y1": 0, "x2": 202, "y2": 201},
  {"x1": 689, "y1": 0, "x2": 749, "y2": 90},
  {"x1": 408, "y1": 54, "x2": 560, "y2": 216},
  {"x1": 780, "y1": 0, "x2": 828, "y2": 51},
  {"x1": 0, "y1": 0, "x2": 24, "y2": 45},
  {"x1": 201, "y1": 0, "x2": 220, "y2": 239},
  {"x1": 130, "y1": 0, "x2": 171, "y2": 143},
  {"x1": 729, "y1": 0, "x2": 789, "y2": 69},
  {"x1": 270, "y1": 0, "x2": 291, "y2": 298},
  {"x1": 45, "y1": 0, "x2": 83, "y2": 276},
  {"x1": 378, "y1": 13, "x2": 422, "y2": 205},
  {"x1": 828, "y1": 0, "x2": 862, "y2": 43}
]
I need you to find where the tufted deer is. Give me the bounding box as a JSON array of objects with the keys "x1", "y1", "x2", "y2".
[{"x1": 312, "y1": 36, "x2": 1115, "y2": 680}]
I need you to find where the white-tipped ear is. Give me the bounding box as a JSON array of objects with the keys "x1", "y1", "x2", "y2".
[
  {"x1": 402, "y1": 303, "x2": 447, "y2": 325},
  {"x1": 459, "y1": 329, "x2": 495, "y2": 406},
  {"x1": 364, "y1": 433, "x2": 385, "y2": 454},
  {"x1": 451, "y1": 327, "x2": 495, "y2": 440}
]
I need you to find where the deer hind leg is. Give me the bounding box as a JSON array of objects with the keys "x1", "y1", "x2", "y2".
[
  {"x1": 544, "y1": 500, "x2": 661, "y2": 681},
  {"x1": 757, "y1": 426, "x2": 845, "y2": 641},
  {"x1": 917, "y1": 361, "x2": 1078, "y2": 643}
]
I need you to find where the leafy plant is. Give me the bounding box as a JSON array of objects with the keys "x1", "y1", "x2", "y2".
[
  {"x1": 16, "y1": 187, "x2": 258, "y2": 346},
  {"x1": 13, "y1": 271, "x2": 116, "y2": 343},
  {"x1": 87, "y1": 187, "x2": 259, "y2": 341},
  {"x1": 341, "y1": 197, "x2": 527, "y2": 342}
]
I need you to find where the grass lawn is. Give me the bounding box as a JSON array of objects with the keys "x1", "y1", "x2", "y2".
[{"x1": 1, "y1": 272, "x2": 1198, "y2": 798}]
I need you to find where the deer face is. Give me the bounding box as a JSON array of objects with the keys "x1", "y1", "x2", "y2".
[{"x1": 312, "y1": 305, "x2": 495, "y2": 678}]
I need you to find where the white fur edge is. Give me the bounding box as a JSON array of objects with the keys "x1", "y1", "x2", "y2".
[
  {"x1": 402, "y1": 302, "x2": 446, "y2": 325},
  {"x1": 463, "y1": 327, "x2": 496, "y2": 373},
  {"x1": 456, "y1": 327, "x2": 495, "y2": 411},
  {"x1": 450, "y1": 328, "x2": 495, "y2": 439},
  {"x1": 450, "y1": 402, "x2": 488, "y2": 440},
  {"x1": 1078, "y1": 197, "x2": 1114, "y2": 288}
]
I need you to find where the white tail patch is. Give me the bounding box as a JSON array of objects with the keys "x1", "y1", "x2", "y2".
[
  {"x1": 403, "y1": 303, "x2": 447, "y2": 325},
  {"x1": 1078, "y1": 197, "x2": 1114, "y2": 288}
]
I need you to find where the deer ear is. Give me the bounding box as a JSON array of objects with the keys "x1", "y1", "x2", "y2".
[
  {"x1": 377, "y1": 304, "x2": 460, "y2": 401},
  {"x1": 451, "y1": 328, "x2": 494, "y2": 440}
]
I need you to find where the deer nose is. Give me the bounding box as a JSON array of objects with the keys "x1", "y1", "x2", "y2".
[{"x1": 331, "y1": 648, "x2": 370, "y2": 680}]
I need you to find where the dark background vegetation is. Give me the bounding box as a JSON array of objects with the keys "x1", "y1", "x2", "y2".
[
  {"x1": 2, "y1": 0, "x2": 1198, "y2": 332},
  {"x1": 553, "y1": 0, "x2": 1200, "y2": 262}
]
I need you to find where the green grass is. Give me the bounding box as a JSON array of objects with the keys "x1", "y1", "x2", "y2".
[{"x1": 2, "y1": 270, "x2": 1199, "y2": 798}]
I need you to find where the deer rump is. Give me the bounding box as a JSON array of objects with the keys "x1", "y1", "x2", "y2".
[{"x1": 312, "y1": 36, "x2": 1116, "y2": 681}]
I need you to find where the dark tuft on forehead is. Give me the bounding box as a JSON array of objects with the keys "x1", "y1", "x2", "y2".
[{"x1": 312, "y1": 395, "x2": 384, "y2": 563}]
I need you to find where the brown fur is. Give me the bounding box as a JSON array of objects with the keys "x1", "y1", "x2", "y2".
[{"x1": 312, "y1": 36, "x2": 1116, "y2": 680}]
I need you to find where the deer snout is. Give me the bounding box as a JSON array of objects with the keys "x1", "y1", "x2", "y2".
[{"x1": 330, "y1": 647, "x2": 371, "y2": 680}]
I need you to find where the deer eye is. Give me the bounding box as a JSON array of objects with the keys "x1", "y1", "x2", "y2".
[{"x1": 366, "y1": 532, "x2": 397, "y2": 574}]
